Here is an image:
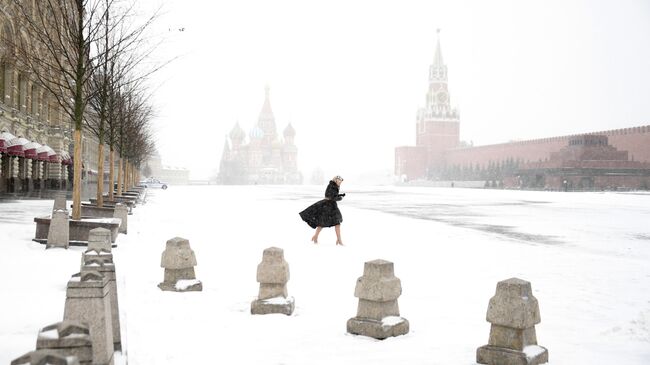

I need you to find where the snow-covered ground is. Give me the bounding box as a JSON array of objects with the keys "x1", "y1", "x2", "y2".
[{"x1": 1, "y1": 185, "x2": 649, "y2": 364}]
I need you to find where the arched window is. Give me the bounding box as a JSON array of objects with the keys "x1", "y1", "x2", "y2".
[
  {"x1": 17, "y1": 73, "x2": 26, "y2": 111},
  {"x1": 30, "y1": 84, "x2": 38, "y2": 115}
]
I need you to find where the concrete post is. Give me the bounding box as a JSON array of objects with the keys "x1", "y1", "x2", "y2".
[
  {"x1": 82, "y1": 249, "x2": 121, "y2": 351},
  {"x1": 53, "y1": 191, "x2": 67, "y2": 213},
  {"x1": 251, "y1": 247, "x2": 294, "y2": 315},
  {"x1": 47, "y1": 209, "x2": 69, "y2": 249},
  {"x1": 476, "y1": 278, "x2": 548, "y2": 365},
  {"x1": 63, "y1": 270, "x2": 114, "y2": 365},
  {"x1": 158, "y1": 237, "x2": 202, "y2": 292},
  {"x1": 113, "y1": 203, "x2": 128, "y2": 234},
  {"x1": 35, "y1": 321, "x2": 92, "y2": 365},
  {"x1": 88, "y1": 228, "x2": 112, "y2": 252},
  {"x1": 11, "y1": 349, "x2": 80, "y2": 365},
  {"x1": 346, "y1": 259, "x2": 409, "y2": 339}
]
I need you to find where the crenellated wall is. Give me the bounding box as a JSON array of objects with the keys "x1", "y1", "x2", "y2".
[{"x1": 445, "y1": 125, "x2": 650, "y2": 168}]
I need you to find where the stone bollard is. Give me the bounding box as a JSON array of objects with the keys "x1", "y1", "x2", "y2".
[
  {"x1": 36, "y1": 321, "x2": 92, "y2": 364},
  {"x1": 158, "y1": 237, "x2": 202, "y2": 292},
  {"x1": 251, "y1": 247, "x2": 294, "y2": 315},
  {"x1": 346, "y1": 259, "x2": 409, "y2": 339},
  {"x1": 88, "y1": 228, "x2": 112, "y2": 252},
  {"x1": 47, "y1": 209, "x2": 69, "y2": 249},
  {"x1": 476, "y1": 278, "x2": 548, "y2": 365},
  {"x1": 53, "y1": 192, "x2": 67, "y2": 213},
  {"x1": 11, "y1": 349, "x2": 80, "y2": 365},
  {"x1": 63, "y1": 270, "x2": 114, "y2": 365},
  {"x1": 113, "y1": 204, "x2": 128, "y2": 234},
  {"x1": 82, "y1": 249, "x2": 121, "y2": 351}
]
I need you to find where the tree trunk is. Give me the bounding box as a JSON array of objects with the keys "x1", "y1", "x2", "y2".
[
  {"x1": 96, "y1": 143, "x2": 104, "y2": 207},
  {"x1": 117, "y1": 157, "x2": 123, "y2": 196},
  {"x1": 72, "y1": 130, "x2": 82, "y2": 220},
  {"x1": 123, "y1": 160, "x2": 128, "y2": 192},
  {"x1": 108, "y1": 148, "x2": 114, "y2": 201},
  {"x1": 129, "y1": 163, "x2": 133, "y2": 188}
]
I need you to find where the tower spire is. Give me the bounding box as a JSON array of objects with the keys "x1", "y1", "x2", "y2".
[
  {"x1": 258, "y1": 84, "x2": 277, "y2": 141},
  {"x1": 433, "y1": 28, "x2": 444, "y2": 68}
]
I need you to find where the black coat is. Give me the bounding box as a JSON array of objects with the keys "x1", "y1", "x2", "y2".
[{"x1": 299, "y1": 181, "x2": 344, "y2": 228}]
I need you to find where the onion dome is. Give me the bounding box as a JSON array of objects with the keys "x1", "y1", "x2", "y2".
[
  {"x1": 283, "y1": 123, "x2": 296, "y2": 138},
  {"x1": 229, "y1": 122, "x2": 245, "y2": 141},
  {"x1": 249, "y1": 126, "x2": 264, "y2": 140}
]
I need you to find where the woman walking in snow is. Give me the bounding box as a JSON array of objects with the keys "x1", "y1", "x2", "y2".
[{"x1": 299, "y1": 176, "x2": 346, "y2": 245}]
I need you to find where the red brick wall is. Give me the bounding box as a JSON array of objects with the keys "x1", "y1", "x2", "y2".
[
  {"x1": 602, "y1": 126, "x2": 650, "y2": 162},
  {"x1": 416, "y1": 121, "x2": 460, "y2": 151},
  {"x1": 395, "y1": 146, "x2": 427, "y2": 179},
  {"x1": 444, "y1": 125, "x2": 650, "y2": 168}
]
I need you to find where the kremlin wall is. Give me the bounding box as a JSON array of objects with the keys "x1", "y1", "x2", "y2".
[{"x1": 395, "y1": 31, "x2": 650, "y2": 191}]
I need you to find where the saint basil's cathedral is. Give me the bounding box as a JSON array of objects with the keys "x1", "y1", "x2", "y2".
[{"x1": 218, "y1": 86, "x2": 302, "y2": 185}]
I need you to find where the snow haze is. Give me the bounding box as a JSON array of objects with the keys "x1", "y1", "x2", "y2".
[{"x1": 138, "y1": 0, "x2": 650, "y2": 180}]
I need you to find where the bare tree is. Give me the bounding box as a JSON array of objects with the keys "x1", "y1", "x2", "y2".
[
  {"x1": 111, "y1": 81, "x2": 155, "y2": 195},
  {"x1": 13, "y1": 0, "x2": 162, "y2": 217},
  {"x1": 12, "y1": 0, "x2": 111, "y2": 219},
  {"x1": 85, "y1": 0, "x2": 161, "y2": 207}
]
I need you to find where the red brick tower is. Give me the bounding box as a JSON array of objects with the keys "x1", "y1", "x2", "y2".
[
  {"x1": 395, "y1": 29, "x2": 460, "y2": 180},
  {"x1": 416, "y1": 29, "x2": 460, "y2": 172}
]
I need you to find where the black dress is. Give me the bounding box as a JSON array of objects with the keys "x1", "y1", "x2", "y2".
[{"x1": 299, "y1": 181, "x2": 344, "y2": 228}]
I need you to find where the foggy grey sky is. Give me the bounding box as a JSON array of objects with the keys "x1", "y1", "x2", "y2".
[{"x1": 139, "y1": 0, "x2": 650, "y2": 180}]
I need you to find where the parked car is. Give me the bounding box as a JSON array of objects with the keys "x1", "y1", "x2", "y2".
[{"x1": 140, "y1": 177, "x2": 168, "y2": 189}]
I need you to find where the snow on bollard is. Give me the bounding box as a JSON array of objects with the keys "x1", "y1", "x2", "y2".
[
  {"x1": 11, "y1": 349, "x2": 80, "y2": 365},
  {"x1": 82, "y1": 249, "x2": 121, "y2": 351},
  {"x1": 52, "y1": 191, "x2": 67, "y2": 213},
  {"x1": 251, "y1": 247, "x2": 294, "y2": 316},
  {"x1": 36, "y1": 321, "x2": 92, "y2": 365},
  {"x1": 477, "y1": 278, "x2": 548, "y2": 365},
  {"x1": 346, "y1": 259, "x2": 409, "y2": 339},
  {"x1": 63, "y1": 270, "x2": 114, "y2": 365},
  {"x1": 158, "y1": 237, "x2": 202, "y2": 292},
  {"x1": 112, "y1": 203, "x2": 128, "y2": 234},
  {"x1": 88, "y1": 228, "x2": 112, "y2": 252},
  {"x1": 47, "y1": 209, "x2": 69, "y2": 249}
]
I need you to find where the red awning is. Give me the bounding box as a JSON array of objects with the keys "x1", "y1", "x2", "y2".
[
  {"x1": 6, "y1": 136, "x2": 30, "y2": 157},
  {"x1": 48, "y1": 150, "x2": 60, "y2": 163},
  {"x1": 60, "y1": 150, "x2": 72, "y2": 165},
  {"x1": 36, "y1": 145, "x2": 54, "y2": 162},
  {"x1": 23, "y1": 141, "x2": 42, "y2": 159},
  {"x1": 0, "y1": 131, "x2": 16, "y2": 153}
]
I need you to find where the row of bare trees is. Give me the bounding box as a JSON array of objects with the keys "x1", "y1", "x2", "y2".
[{"x1": 13, "y1": 0, "x2": 162, "y2": 219}]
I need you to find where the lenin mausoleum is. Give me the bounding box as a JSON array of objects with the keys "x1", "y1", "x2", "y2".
[{"x1": 395, "y1": 31, "x2": 650, "y2": 191}]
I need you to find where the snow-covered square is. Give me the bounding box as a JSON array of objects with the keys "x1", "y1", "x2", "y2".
[{"x1": 1, "y1": 185, "x2": 649, "y2": 364}]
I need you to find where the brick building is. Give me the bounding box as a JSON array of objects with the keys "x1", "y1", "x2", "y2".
[
  {"x1": 395, "y1": 31, "x2": 650, "y2": 190},
  {"x1": 0, "y1": 3, "x2": 104, "y2": 195}
]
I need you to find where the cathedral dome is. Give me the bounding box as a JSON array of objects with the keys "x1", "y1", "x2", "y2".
[
  {"x1": 229, "y1": 122, "x2": 245, "y2": 141},
  {"x1": 283, "y1": 123, "x2": 296, "y2": 138},
  {"x1": 249, "y1": 126, "x2": 264, "y2": 139}
]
